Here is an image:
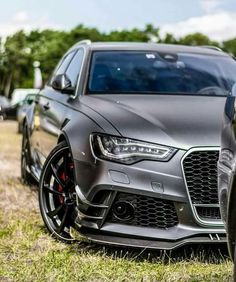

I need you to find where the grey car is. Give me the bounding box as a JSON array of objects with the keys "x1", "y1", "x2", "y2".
[{"x1": 21, "y1": 41, "x2": 236, "y2": 249}]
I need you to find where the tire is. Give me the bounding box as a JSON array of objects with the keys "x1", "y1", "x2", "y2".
[
  {"x1": 39, "y1": 141, "x2": 76, "y2": 243},
  {"x1": 21, "y1": 124, "x2": 35, "y2": 185}
]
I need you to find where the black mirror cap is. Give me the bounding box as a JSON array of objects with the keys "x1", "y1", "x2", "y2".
[{"x1": 51, "y1": 74, "x2": 75, "y2": 94}]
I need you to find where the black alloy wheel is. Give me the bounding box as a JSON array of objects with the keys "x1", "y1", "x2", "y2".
[{"x1": 39, "y1": 141, "x2": 77, "y2": 242}]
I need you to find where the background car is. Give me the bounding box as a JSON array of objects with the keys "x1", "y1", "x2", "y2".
[
  {"x1": 2, "y1": 88, "x2": 39, "y2": 120},
  {"x1": 218, "y1": 84, "x2": 236, "y2": 276},
  {"x1": 0, "y1": 96, "x2": 10, "y2": 120},
  {"x1": 0, "y1": 96, "x2": 10, "y2": 108},
  {"x1": 17, "y1": 94, "x2": 36, "y2": 133},
  {"x1": 21, "y1": 41, "x2": 236, "y2": 249},
  {"x1": 11, "y1": 88, "x2": 39, "y2": 105}
]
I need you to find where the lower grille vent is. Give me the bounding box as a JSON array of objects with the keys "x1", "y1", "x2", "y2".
[{"x1": 109, "y1": 193, "x2": 178, "y2": 229}]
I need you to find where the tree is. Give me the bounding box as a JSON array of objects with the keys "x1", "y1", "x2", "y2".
[
  {"x1": 0, "y1": 25, "x2": 236, "y2": 96},
  {"x1": 222, "y1": 38, "x2": 236, "y2": 57},
  {"x1": 179, "y1": 32, "x2": 219, "y2": 47},
  {"x1": 2, "y1": 31, "x2": 33, "y2": 96}
]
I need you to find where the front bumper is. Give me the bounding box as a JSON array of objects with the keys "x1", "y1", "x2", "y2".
[
  {"x1": 78, "y1": 228, "x2": 226, "y2": 250},
  {"x1": 73, "y1": 149, "x2": 226, "y2": 250}
]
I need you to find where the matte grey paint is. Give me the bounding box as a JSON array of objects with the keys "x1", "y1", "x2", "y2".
[{"x1": 24, "y1": 42, "x2": 230, "y2": 250}]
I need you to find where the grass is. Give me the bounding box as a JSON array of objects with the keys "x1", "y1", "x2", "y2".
[{"x1": 0, "y1": 121, "x2": 233, "y2": 281}]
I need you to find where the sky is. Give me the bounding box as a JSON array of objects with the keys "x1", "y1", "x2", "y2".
[{"x1": 0, "y1": 0, "x2": 236, "y2": 41}]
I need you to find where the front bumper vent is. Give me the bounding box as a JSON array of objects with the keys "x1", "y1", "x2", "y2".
[{"x1": 108, "y1": 193, "x2": 178, "y2": 229}]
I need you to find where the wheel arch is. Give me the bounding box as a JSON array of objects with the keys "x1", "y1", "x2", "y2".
[
  {"x1": 58, "y1": 112, "x2": 106, "y2": 163},
  {"x1": 58, "y1": 133, "x2": 68, "y2": 145}
]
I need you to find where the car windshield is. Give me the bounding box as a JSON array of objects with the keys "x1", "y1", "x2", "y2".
[{"x1": 88, "y1": 51, "x2": 236, "y2": 95}]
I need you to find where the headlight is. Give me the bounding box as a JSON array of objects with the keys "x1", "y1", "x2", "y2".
[{"x1": 91, "y1": 134, "x2": 177, "y2": 164}]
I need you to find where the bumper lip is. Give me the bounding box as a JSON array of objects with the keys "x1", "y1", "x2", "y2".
[
  {"x1": 78, "y1": 227, "x2": 227, "y2": 250},
  {"x1": 181, "y1": 146, "x2": 223, "y2": 228},
  {"x1": 74, "y1": 183, "x2": 226, "y2": 249},
  {"x1": 74, "y1": 147, "x2": 226, "y2": 249}
]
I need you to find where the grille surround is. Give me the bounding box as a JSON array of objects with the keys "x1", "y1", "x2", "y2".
[
  {"x1": 108, "y1": 193, "x2": 178, "y2": 229},
  {"x1": 182, "y1": 148, "x2": 223, "y2": 226}
]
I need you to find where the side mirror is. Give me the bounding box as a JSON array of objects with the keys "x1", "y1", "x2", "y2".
[{"x1": 51, "y1": 74, "x2": 74, "y2": 94}]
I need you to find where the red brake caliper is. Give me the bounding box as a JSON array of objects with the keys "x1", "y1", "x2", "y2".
[
  {"x1": 58, "y1": 163, "x2": 74, "y2": 204},
  {"x1": 58, "y1": 172, "x2": 65, "y2": 204}
]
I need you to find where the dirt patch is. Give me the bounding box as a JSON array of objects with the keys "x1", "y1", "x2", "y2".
[
  {"x1": 0, "y1": 121, "x2": 38, "y2": 216},
  {"x1": 0, "y1": 121, "x2": 21, "y2": 179}
]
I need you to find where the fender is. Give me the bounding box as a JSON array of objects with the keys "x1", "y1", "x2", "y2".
[{"x1": 58, "y1": 101, "x2": 121, "y2": 163}]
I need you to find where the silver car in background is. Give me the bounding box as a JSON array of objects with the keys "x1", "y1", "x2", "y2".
[{"x1": 17, "y1": 94, "x2": 36, "y2": 133}]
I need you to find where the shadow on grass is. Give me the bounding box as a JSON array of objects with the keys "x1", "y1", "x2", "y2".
[
  {"x1": 38, "y1": 223, "x2": 229, "y2": 264},
  {"x1": 75, "y1": 241, "x2": 230, "y2": 264}
]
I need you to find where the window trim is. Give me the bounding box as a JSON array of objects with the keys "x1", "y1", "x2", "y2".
[
  {"x1": 64, "y1": 48, "x2": 85, "y2": 96},
  {"x1": 72, "y1": 46, "x2": 87, "y2": 99}
]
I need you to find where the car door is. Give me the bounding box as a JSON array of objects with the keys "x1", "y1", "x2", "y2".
[{"x1": 31, "y1": 48, "x2": 85, "y2": 169}]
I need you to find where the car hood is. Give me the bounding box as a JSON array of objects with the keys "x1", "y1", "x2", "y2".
[{"x1": 80, "y1": 94, "x2": 226, "y2": 150}]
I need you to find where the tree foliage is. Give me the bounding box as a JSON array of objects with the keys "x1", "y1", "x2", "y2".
[{"x1": 0, "y1": 24, "x2": 235, "y2": 96}]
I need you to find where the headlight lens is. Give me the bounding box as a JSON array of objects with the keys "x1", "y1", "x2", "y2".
[{"x1": 91, "y1": 134, "x2": 177, "y2": 164}]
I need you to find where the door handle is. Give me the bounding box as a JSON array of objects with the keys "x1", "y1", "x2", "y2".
[{"x1": 43, "y1": 102, "x2": 50, "y2": 111}]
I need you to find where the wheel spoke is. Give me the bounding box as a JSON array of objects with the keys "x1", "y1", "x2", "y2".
[
  {"x1": 47, "y1": 204, "x2": 64, "y2": 218},
  {"x1": 57, "y1": 205, "x2": 69, "y2": 233},
  {"x1": 64, "y1": 154, "x2": 69, "y2": 176},
  {"x1": 43, "y1": 184, "x2": 64, "y2": 196},
  {"x1": 51, "y1": 163, "x2": 65, "y2": 188}
]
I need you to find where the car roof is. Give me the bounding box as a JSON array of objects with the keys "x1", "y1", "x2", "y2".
[{"x1": 72, "y1": 42, "x2": 228, "y2": 57}]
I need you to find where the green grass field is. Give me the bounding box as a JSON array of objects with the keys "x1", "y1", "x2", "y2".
[{"x1": 0, "y1": 121, "x2": 233, "y2": 281}]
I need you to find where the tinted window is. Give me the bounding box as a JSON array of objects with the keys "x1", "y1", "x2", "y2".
[
  {"x1": 88, "y1": 51, "x2": 236, "y2": 95},
  {"x1": 65, "y1": 49, "x2": 84, "y2": 87},
  {"x1": 53, "y1": 51, "x2": 76, "y2": 77}
]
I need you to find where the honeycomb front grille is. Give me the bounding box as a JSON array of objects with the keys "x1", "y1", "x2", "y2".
[
  {"x1": 183, "y1": 150, "x2": 219, "y2": 205},
  {"x1": 109, "y1": 193, "x2": 178, "y2": 229}
]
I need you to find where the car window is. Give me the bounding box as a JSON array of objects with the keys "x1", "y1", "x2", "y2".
[
  {"x1": 55, "y1": 51, "x2": 76, "y2": 75},
  {"x1": 88, "y1": 51, "x2": 236, "y2": 96},
  {"x1": 65, "y1": 49, "x2": 84, "y2": 88},
  {"x1": 49, "y1": 51, "x2": 76, "y2": 85}
]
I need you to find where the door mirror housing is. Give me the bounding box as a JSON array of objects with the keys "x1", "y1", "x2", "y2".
[{"x1": 51, "y1": 74, "x2": 75, "y2": 94}]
